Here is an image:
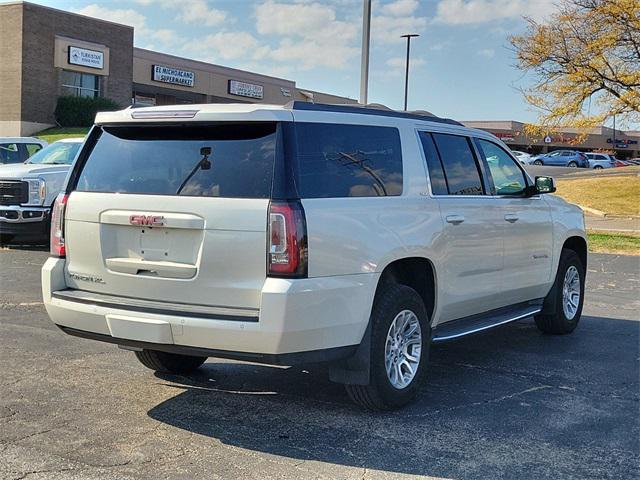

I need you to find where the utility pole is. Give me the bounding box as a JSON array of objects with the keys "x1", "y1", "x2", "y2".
[
  {"x1": 400, "y1": 33, "x2": 419, "y2": 111},
  {"x1": 359, "y1": 0, "x2": 372, "y2": 105}
]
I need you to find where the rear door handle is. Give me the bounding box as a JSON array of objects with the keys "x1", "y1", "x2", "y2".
[
  {"x1": 445, "y1": 215, "x2": 465, "y2": 225},
  {"x1": 504, "y1": 214, "x2": 519, "y2": 223}
]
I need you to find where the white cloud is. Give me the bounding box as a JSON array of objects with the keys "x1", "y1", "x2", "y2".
[
  {"x1": 434, "y1": 0, "x2": 555, "y2": 25},
  {"x1": 74, "y1": 4, "x2": 185, "y2": 49},
  {"x1": 184, "y1": 32, "x2": 269, "y2": 62},
  {"x1": 477, "y1": 48, "x2": 495, "y2": 58},
  {"x1": 381, "y1": 0, "x2": 419, "y2": 17},
  {"x1": 177, "y1": 0, "x2": 227, "y2": 27},
  {"x1": 372, "y1": 8, "x2": 428, "y2": 44},
  {"x1": 133, "y1": 0, "x2": 227, "y2": 27},
  {"x1": 74, "y1": 4, "x2": 147, "y2": 31},
  {"x1": 256, "y1": 1, "x2": 339, "y2": 36},
  {"x1": 385, "y1": 56, "x2": 426, "y2": 69},
  {"x1": 252, "y1": 1, "x2": 359, "y2": 69}
]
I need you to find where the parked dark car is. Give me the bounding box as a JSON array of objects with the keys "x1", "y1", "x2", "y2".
[{"x1": 532, "y1": 150, "x2": 589, "y2": 167}]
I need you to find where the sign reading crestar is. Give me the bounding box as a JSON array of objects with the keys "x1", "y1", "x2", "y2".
[
  {"x1": 228, "y1": 80, "x2": 264, "y2": 99},
  {"x1": 152, "y1": 65, "x2": 195, "y2": 87},
  {"x1": 68, "y1": 46, "x2": 104, "y2": 69}
]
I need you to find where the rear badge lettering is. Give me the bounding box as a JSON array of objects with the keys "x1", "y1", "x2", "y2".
[
  {"x1": 68, "y1": 272, "x2": 105, "y2": 284},
  {"x1": 129, "y1": 215, "x2": 165, "y2": 227}
]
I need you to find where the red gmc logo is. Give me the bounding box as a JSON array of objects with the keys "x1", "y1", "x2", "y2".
[{"x1": 129, "y1": 215, "x2": 165, "y2": 227}]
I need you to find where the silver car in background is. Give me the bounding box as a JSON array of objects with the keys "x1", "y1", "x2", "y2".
[
  {"x1": 585, "y1": 153, "x2": 616, "y2": 169},
  {"x1": 510, "y1": 150, "x2": 534, "y2": 165}
]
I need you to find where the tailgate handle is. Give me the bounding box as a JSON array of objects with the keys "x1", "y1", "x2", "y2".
[{"x1": 106, "y1": 258, "x2": 196, "y2": 279}]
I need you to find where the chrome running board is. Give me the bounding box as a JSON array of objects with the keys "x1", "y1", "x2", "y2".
[{"x1": 432, "y1": 301, "x2": 543, "y2": 343}]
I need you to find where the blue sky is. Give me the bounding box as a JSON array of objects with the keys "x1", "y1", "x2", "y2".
[{"x1": 28, "y1": 0, "x2": 560, "y2": 122}]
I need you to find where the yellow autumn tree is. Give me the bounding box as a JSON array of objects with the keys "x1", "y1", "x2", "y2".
[{"x1": 510, "y1": 0, "x2": 640, "y2": 136}]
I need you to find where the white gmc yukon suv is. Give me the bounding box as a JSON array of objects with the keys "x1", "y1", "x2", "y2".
[{"x1": 42, "y1": 102, "x2": 587, "y2": 410}]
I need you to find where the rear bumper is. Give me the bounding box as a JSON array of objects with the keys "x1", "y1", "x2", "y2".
[{"x1": 42, "y1": 257, "x2": 378, "y2": 362}]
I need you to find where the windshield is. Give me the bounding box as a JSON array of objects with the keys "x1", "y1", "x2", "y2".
[{"x1": 26, "y1": 142, "x2": 82, "y2": 165}]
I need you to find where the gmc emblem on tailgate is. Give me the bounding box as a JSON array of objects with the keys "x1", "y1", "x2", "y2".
[{"x1": 129, "y1": 215, "x2": 165, "y2": 226}]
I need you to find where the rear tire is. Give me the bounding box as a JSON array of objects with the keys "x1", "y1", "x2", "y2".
[
  {"x1": 568, "y1": 161, "x2": 578, "y2": 167},
  {"x1": 533, "y1": 160, "x2": 543, "y2": 165},
  {"x1": 535, "y1": 249, "x2": 585, "y2": 335},
  {"x1": 345, "y1": 283, "x2": 430, "y2": 410},
  {"x1": 594, "y1": 165, "x2": 603, "y2": 170},
  {"x1": 134, "y1": 349, "x2": 207, "y2": 374}
]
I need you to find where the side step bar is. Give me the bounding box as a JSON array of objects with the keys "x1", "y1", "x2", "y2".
[{"x1": 432, "y1": 301, "x2": 543, "y2": 343}]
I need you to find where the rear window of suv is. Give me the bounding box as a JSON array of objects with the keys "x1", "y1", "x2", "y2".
[
  {"x1": 75, "y1": 123, "x2": 277, "y2": 198},
  {"x1": 294, "y1": 123, "x2": 403, "y2": 198}
]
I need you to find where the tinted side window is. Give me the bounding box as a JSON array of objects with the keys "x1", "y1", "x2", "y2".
[
  {"x1": 476, "y1": 139, "x2": 527, "y2": 195},
  {"x1": 0, "y1": 143, "x2": 21, "y2": 164},
  {"x1": 76, "y1": 124, "x2": 277, "y2": 198},
  {"x1": 294, "y1": 123, "x2": 402, "y2": 198},
  {"x1": 26, "y1": 144, "x2": 43, "y2": 157},
  {"x1": 432, "y1": 133, "x2": 484, "y2": 195},
  {"x1": 418, "y1": 132, "x2": 447, "y2": 195}
]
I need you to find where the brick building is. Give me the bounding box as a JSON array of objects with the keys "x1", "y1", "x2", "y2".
[
  {"x1": 463, "y1": 121, "x2": 640, "y2": 159},
  {"x1": 0, "y1": 1, "x2": 356, "y2": 136}
]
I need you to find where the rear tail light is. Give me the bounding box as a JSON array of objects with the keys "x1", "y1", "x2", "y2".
[
  {"x1": 50, "y1": 193, "x2": 68, "y2": 257},
  {"x1": 268, "y1": 200, "x2": 308, "y2": 278}
]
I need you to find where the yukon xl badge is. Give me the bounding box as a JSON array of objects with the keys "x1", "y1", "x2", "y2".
[
  {"x1": 68, "y1": 272, "x2": 105, "y2": 284},
  {"x1": 129, "y1": 215, "x2": 165, "y2": 227}
]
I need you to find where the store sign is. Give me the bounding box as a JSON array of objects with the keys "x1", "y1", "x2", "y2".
[
  {"x1": 228, "y1": 80, "x2": 264, "y2": 99},
  {"x1": 492, "y1": 132, "x2": 515, "y2": 142},
  {"x1": 68, "y1": 46, "x2": 104, "y2": 69},
  {"x1": 607, "y1": 138, "x2": 637, "y2": 145},
  {"x1": 152, "y1": 65, "x2": 195, "y2": 87},
  {"x1": 280, "y1": 87, "x2": 291, "y2": 97}
]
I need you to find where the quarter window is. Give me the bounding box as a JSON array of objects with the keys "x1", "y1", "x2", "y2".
[
  {"x1": 476, "y1": 139, "x2": 527, "y2": 195},
  {"x1": 418, "y1": 132, "x2": 448, "y2": 195},
  {"x1": 61, "y1": 70, "x2": 99, "y2": 98},
  {"x1": 431, "y1": 133, "x2": 484, "y2": 195},
  {"x1": 294, "y1": 123, "x2": 403, "y2": 198}
]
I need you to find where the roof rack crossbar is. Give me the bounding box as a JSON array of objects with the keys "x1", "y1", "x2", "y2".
[{"x1": 285, "y1": 101, "x2": 463, "y2": 126}]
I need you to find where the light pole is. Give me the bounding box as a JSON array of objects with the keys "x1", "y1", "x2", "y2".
[
  {"x1": 400, "y1": 33, "x2": 419, "y2": 111},
  {"x1": 360, "y1": 0, "x2": 372, "y2": 105}
]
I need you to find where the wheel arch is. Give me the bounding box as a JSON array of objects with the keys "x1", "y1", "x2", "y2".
[
  {"x1": 562, "y1": 235, "x2": 587, "y2": 270},
  {"x1": 375, "y1": 256, "x2": 437, "y2": 324},
  {"x1": 328, "y1": 255, "x2": 438, "y2": 387}
]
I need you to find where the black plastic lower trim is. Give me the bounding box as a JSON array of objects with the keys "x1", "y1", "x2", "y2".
[
  {"x1": 58, "y1": 326, "x2": 358, "y2": 366},
  {"x1": 52, "y1": 289, "x2": 258, "y2": 322}
]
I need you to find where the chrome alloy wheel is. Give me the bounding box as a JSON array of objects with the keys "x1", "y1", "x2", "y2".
[
  {"x1": 385, "y1": 310, "x2": 422, "y2": 389},
  {"x1": 562, "y1": 265, "x2": 581, "y2": 320}
]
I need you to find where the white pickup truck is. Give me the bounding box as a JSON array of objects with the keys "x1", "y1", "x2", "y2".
[
  {"x1": 0, "y1": 138, "x2": 83, "y2": 244},
  {"x1": 42, "y1": 103, "x2": 586, "y2": 410}
]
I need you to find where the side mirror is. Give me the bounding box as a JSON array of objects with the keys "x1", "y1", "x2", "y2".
[{"x1": 534, "y1": 176, "x2": 556, "y2": 194}]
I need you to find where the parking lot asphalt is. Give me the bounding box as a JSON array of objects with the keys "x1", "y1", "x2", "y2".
[{"x1": 1, "y1": 248, "x2": 638, "y2": 480}]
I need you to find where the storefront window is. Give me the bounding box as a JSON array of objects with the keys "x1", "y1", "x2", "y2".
[{"x1": 61, "y1": 70, "x2": 99, "y2": 97}]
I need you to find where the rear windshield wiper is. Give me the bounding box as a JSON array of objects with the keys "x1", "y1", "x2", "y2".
[{"x1": 176, "y1": 147, "x2": 213, "y2": 195}]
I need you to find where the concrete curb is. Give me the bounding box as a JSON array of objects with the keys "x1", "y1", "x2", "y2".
[{"x1": 580, "y1": 206, "x2": 606, "y2": 217}]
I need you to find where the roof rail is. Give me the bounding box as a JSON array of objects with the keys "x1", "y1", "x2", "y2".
[{"x1": 285, "y1": 101, "x2": 463, "y2": 126}]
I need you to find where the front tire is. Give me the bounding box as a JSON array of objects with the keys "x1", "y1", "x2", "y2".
[
  {"x1": 535, "y1": 249, "x2": 585, "y2": 334},
  {"x1": 594, "y1": 165, "x2": 603, "y2": 170},
  {"x1": 134, "y1": 349, "x2": 207, "y2": 374},
  {"x1": 345, "y1": 283, "x2": 430, "y2": 410},
  {"x1": 533, "y1": 160, "x2": 543, "y2": 165}
]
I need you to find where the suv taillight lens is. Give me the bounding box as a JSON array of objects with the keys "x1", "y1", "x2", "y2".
[
  {"x1": 50, "y1": 193, "x2": 68, "y2": 257},
  {"x1": 268, "y1": 200, "x2": 307, "y2": 278}
]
